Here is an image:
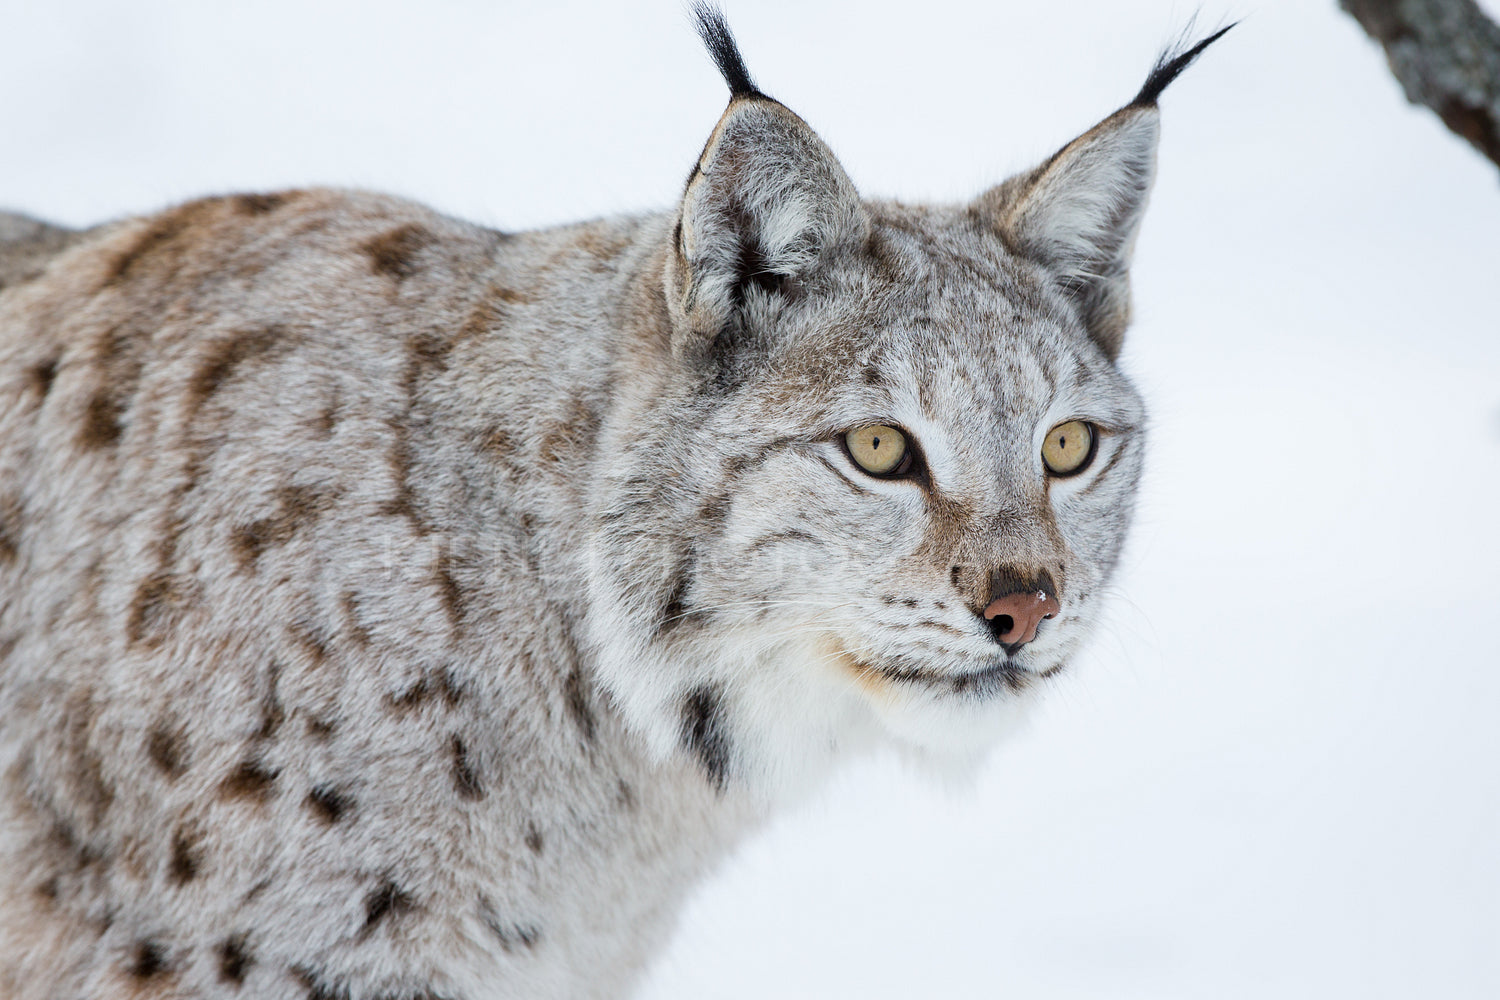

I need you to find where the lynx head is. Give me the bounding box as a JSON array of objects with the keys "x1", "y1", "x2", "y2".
[{"x1": 584, "y1": 7, "x2": 1229, "y2": 797}]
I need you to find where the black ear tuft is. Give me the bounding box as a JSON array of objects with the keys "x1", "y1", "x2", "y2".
[
  {"x1": 1131, "y1": 21, "x2": 1235, "y2": 107},
  {"x1": 692, "y1": 3, "x2": 768, "y2": 100}
]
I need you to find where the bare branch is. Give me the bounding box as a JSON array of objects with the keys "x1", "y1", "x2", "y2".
[{"x1": 1341, "y1": 0, "x2": 1500, "y2": 169}]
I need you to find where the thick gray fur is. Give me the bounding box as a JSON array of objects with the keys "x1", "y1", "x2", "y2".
[{"x1": 0, "y1": 12, "x2": 1222, "y2": 1000}]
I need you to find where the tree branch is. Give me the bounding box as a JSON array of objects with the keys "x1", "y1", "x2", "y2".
[{"x1": 1341, "y1": 0, "x2": 1500, "y2": 169}]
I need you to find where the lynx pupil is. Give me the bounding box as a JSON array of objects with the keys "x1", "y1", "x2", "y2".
[{"x1": 845, "y1": 424, "x2": 909, "y2": 476}]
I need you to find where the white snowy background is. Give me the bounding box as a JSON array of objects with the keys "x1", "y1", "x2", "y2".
[{"x1": 4, "y1": 0, "x2": 1498, "y2": 996}]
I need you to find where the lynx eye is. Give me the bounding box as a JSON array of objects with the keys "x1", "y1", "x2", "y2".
[
  {"x1": 1042, "y1": 420, "x2": 1096, "y2": 477},
  {"x1": 844, "y1": 425, "x2": 910, "y2": 477}
]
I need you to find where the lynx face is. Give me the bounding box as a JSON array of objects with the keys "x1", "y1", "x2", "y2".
[
  {"x1": 582, "y1": 13, "x2": 1223, "y2": 794},
  {"x1": 587, "y1": 206, "x2": 1146, "y2": 790}
]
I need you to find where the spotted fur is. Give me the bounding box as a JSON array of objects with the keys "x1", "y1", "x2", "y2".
[{"x1": 0, "y1": 9, "x2": 1224, "y2": 999}]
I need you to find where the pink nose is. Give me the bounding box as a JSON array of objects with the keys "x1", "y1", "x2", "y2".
[{"x1": 983, "y1": 590, "x2": 1061, "y2": 646}]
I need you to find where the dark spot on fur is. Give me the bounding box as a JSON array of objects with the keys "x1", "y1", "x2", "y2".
[
  {"x1": 0, "y1": 493, "x2": 19, "y2": 564},
  {"x1": 231, "y1": 483, "x2": 338, "y2": 573},
  {"x1": 434, "y1": 557, "x2": 465, "y2": 629},
  {"x1": 217, "y1": 934, "x2": 252, "y2": 985},
  {"x1": 457, "y1": 301, "x2": 501, "y2": 347},
  {"x1": 126, "y1": 573, "x2": 182, "y2": 648},
  {"x1": 537, "y1": 395, "x2": 600, "y2": 467},
  {"x1": 563, "y1": 669, "x2": 597, "y2": 744},
  {"x1": 680, "y1": 685, "x2": 730, "y2": 791},
  {"x1": 230, "y1": 522, "x2": 274, "y2": 571},
  {"x1": 44, "y1": 817, "x2": 104, "y2": 871},
  {"x1": 363, "y1": 224, "x2": 434, "y2": 281},
  {"x1": 524, "y1": 823, "x2": 544, "y2": 855},
  {"x1": 146, "y1": 724, "x2": 189, "y2": 779},
  {"x1": 242, "y1": 878, "x2": 271, "y2": 905},
  {"x1": 61, "y1": 692, "x2": 115, "y2": 821},
  {"x1": 408, "y1": 331, "x2": 452, "y2": 375},
  {"x1": 185, "y1": 325, "x2": 286, "y2": 419},
  {"x1": 307, "y1": 715, "x2": 337, "y2": 741},
  {"x1": 295, "y1": 966, "x2": 450, "y2": 1000},
  {"x1": 219, "y1": 759, "x2": 278, "y2": 804},
  {"x1": 234, "y1": 192, "x2": 286, "y2": 216},
  {"x1": 362, "y1": 879, "x2": 415, "y2": 935},
  {"x1": 313, "y1": 398, "x2": 339, "y2": 436},
  {"x1": 289, "y1": 619, "x2": 329, "y2": 665},
  {"x1": 695, "y1": 492, "x2": 733, "y2": 540},
  {"x1": 456, "y1": 281, "x2": 528, "y2": 341},
  {"x1": 168, "y1": 827, "x2": 201, "y2": 884},
  {"x1": 482, "y1": 426, "x2": 513, "y2": 458},
  {"x1": 901, "y1": 597, "x2": 918, "y2": 609},
  {"x1": 377, "y1": 487, "x2": 423, "y2": 533},
  {"x1": 78, "y1": 391, "x2": 123, "y2": 449},
  {"x1": 107, "y1": 200, "x2": 207, "y2": 286},
  {"x1": 616, "y1": 779, "x2": 636, "y2": 811},
  {"x1": 387, "y1": 667, "x2": 464, "y2": 713},
  {"x1": 128, "y1": 939, "x2": 169, "y2": 978},
  {"x1": 75, "y1": 321, "x2": 149, "y2": 451},
  {"x1": 255, "y1": 664, "x2": 285, "y2": 740},
  {"x1": 278, "y1": 483, "x2": 338, "y2": 527},
  {"x1": 151, "y1": 512, "x2": 189, "y2": 584},
  {"x1": 450, "y1": 735, "x2": 483, "y2": 800},
  {"x1": 479, "y1": 896, "x2": 542, "y2": 954},
  {"x1": 306, "y1": 786, "x2": 354, "y2": 825},
  {"x1": 292, "y1": 967, "x2": 343, "y2": 1000},
  {"x1": 36, "y1": 875, "x2": 60, "y2": 903},
  {"x1": 378, "y1": 426, "x2": 429, "y2": 536},
  {"x1": 30, "y1": 357, "x2": 59, "y2": 398},
  {"x1": 340, "y1": 592, "x2": 371, "y2": 647}
]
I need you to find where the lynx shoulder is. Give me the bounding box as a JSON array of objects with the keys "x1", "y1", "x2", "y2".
[{"x1": 0, "y1": 9, "x2": 1226, "y2": 998}]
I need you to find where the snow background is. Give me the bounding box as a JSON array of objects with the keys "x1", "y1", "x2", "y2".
[{"x1": 4, "y1": 0, "x2": 1497, "y2": 996}]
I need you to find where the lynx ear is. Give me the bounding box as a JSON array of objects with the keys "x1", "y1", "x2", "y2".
[
  {"x1": 975, "y1": 26, "x2": 1232, "y2": 359},
  {"x1": 666, "y1": 7, "x2": 866, "y2": 359},
  {"x1": 975, "y1": 107, "x2": 1161, "y2": 359}
]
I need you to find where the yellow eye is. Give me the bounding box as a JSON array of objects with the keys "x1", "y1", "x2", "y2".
[
  {"x1": 845, "y1": 425, "x2": 909, "y2": 476},
  {"x1": 1042, "y1": 420, "x2": 1095, "y2": 476}
]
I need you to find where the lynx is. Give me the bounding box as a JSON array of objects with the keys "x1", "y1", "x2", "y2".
[{"x1": 0, "y1": 8, "x2": 1227, "y2": 998}]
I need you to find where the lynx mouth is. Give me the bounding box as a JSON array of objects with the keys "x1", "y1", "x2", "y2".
[{"x1": 839, "y1": 653, "x2": 1064, "y2": 698}]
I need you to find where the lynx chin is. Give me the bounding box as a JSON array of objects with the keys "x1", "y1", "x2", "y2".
[{"x1": 0, "y1": 7, "x2": 1228, "y2": 998}]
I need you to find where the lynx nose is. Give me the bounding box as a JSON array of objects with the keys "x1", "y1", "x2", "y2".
[{"x1": 983, "y1": 587, "x2": 1061, "y2": 648}]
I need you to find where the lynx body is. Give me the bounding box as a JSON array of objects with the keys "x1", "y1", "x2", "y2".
[{"x1": 0, "y1": 12, "x2": 1224, "y2": 999}]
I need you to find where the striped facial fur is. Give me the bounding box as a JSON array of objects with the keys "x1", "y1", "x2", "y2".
[
  {"x1": 0, "y1": 6, "x2": 1227, "y2": 996},
  {"x1": 588, "y1": 218, "x2": 1147, "y2": 787},
  {"x1": 585, "y1": 11, "x2": 1229, "y2": 792}
]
